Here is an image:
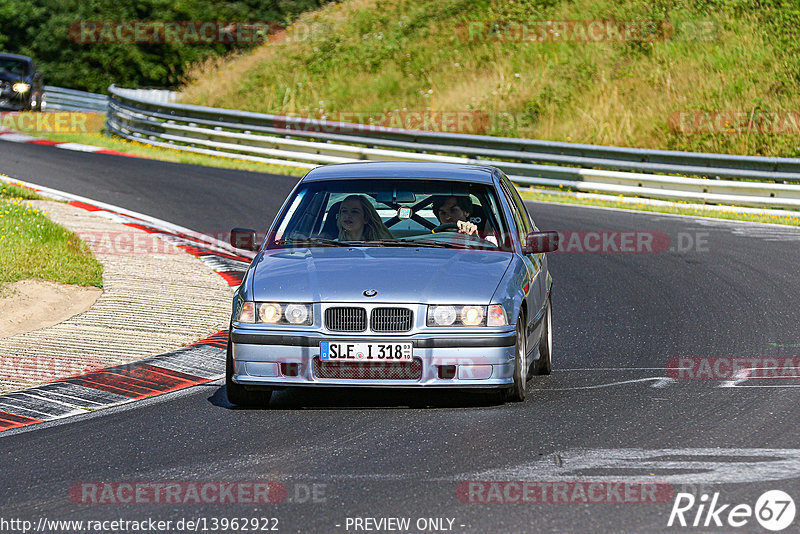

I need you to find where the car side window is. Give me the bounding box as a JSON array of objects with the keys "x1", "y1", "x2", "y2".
[
  {"x1": 498, "y1": 177, "x2": 529, "y2": 247},
  {"x1": 503, "y1": 176, "x2": 535, "y2": 232},
  {"x1": 509, "y1": 180, "x2": 538, "y2": 232}
]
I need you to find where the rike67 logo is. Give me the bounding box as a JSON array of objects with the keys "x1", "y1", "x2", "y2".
[{"x1": 668, "y1": 490, "x2": 796, "y2": 531}]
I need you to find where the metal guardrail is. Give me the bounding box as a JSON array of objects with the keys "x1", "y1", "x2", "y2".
[
  {"x1": 43, "y1": 86, "x2": 108, "y2": 112},
  {"x1": 43, "y1": 86, "x2": 179, "y2": 112},
  {"x1": 102, "y1": 84, "x2": 800, "y2": 210},
  {"x1": 112, "y1": 87, "x2": 181, "y2": 104}
]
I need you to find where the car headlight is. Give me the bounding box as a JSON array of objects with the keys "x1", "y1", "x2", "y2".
[
  {"x1": 12, "y1": 83, "x2": 31, "y2": 93},
  {"x1": 431, "y1": 305, "x2": 457, "y2": 326},
  {"x1": 427, "y1": 305, "x2": 508, "y2": 327},
  {"x1": 258, "y1": 302, "x2": 282, "y2": 323},
  {"x1": 460, "y1": 305, "x2": 485, "y2": 326},
  {"x1": 235, "y1": 301, "x2": 313, "y2": 325},
  {"x1": 284, "y1": 303, "x2": 310, "y2": 324}
]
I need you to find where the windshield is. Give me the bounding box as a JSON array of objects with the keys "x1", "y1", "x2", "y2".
[
  {"x1": 0, "y1": 58, "x2": 30, "y2": 76},
  {"x1": 268, "y1": 178, "x2": 511, "y2": 251}
]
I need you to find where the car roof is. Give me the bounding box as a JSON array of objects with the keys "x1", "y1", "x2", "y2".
[
  {"x1": 301, "y1": 162, "x2": 498, "y2": 184},
  {"x1": 0, "y1": 53, "x2": 33, "y2": 63}
]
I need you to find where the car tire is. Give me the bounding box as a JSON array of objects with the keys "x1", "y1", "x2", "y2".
[
  {"x1": 504, "y1": 315, "x2": 527, "y2": 402},
  {"x1": 532, "y1": 295, "x2": 553, "y2": 376},
  {"x1": 226, "y1": 339, "x2": 272, "y2": 407}
]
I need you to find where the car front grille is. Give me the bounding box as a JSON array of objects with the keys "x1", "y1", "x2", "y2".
[
  {"x1": 325, "y1": 306, "x2": 413, "y2": 332},
  {"x1": 371, "y1": 308, "x2": 413, "y2": 332},
  {"x1": 313, "y1": 358, "x2": 422, "y2": 380},
  {"x1": 325, "y1": 307, "x2": 367, "y2": 332}
]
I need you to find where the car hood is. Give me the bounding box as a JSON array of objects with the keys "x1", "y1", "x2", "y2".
[{"x1": 248, "y1": 247, "x2": 512, "y2": 304}]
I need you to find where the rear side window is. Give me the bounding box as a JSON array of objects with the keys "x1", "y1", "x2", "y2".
[{"x1": 498, "y1": 176, "x2": 531, "y2": 245}]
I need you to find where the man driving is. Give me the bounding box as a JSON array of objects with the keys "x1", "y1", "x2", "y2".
[{"x1": 432, "y1": 195, "x2": 479, "y2": 236}]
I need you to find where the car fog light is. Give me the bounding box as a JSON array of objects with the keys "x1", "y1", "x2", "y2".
[
  {"x1": 431, "y1": 305, "x2": 457, "y2": 326},
  {"x1": 438, "y1": 365, "x2": 456, "y2": 379},
  {"x1": 281, "y1": 362, "x2": 300, "y2": 376},
  {"x1": 461, "y1": 305, "x2": 485, "y2": 326},
  {"x1": 285, "y1": 303, "x2": 310, "y2": 325},
  {"x1": 258, "y1": 303, "x2": 282, "y2": 323}
]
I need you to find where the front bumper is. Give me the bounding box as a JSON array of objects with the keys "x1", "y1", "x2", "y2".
[
  {"x1": 0, "y1": 91, "x2": 28, "y2": 111},
  {"x1": 229, "y1": 327, "x2": 517, "y2": 388}
]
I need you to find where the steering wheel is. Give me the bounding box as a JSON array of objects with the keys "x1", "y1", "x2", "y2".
[{"x1": 432, "y1": 222, "x2": 459, "y2": 233}]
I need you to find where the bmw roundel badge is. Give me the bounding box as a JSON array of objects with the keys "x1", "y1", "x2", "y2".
[{"x1": 363, "y1": 289, "x2": 378, "y2": 297}]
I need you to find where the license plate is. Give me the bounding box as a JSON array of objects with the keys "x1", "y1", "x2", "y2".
[{"x1": 320, "y1": 342, "x2": 413, "y2": 361}]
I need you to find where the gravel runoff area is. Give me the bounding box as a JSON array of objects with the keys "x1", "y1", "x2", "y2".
[{"x1": 0, "y1": 200, "x2": 233, "y2": 393}]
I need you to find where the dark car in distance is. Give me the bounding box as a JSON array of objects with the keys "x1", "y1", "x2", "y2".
[{"x1": 0, "y1": 53, "x2": 44, "y2": 111}]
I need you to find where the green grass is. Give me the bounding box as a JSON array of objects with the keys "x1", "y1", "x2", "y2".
[
  {"x1": 519, "y1": 188, "x2": 800, "y2": 227},
  {"x1": 1, "y1": 183, "x2": 42, "y2": 201},
  {"x1": 0, "y1": 184, "x2": 104, "y2": 289},
  {"x1": 179, "y1": 0, "x2": 800, "y2": 158},
  {"x1": 30, "y1": 131, "x2": 308, "y2": 177}
]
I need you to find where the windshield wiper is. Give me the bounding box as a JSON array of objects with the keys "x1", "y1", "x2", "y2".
[
  {"x1": 366, "y1": 238, "x2": 469, "y2": 249},
  {"x1": 274, "y1": 237, "x2": 346, "y2": 247}
]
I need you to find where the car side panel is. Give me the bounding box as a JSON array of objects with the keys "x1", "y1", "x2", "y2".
[{"x1": 492, "y1": 171, "x2": 548, "y2": 356}]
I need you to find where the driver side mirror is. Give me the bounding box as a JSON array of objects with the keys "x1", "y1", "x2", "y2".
[
  {"x1": 230, "y1": 227, "x2": 258, "y2": 251},
  {"x1": 523, "y1": 231, "x2": 559, "y2": 254}
]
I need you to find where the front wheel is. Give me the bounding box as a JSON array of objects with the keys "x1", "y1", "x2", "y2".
[
  {"x1": 532, "y1": 295, "x2": 553, "y2": 376},
  {"x1": 504, "y1": 316, "x2": 527, "y2": 402},
  {"x1": 226, "y1": 340, "x2": 272, "y2": 406}
]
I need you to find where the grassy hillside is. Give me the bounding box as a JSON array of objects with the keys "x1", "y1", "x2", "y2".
[{"x1": 180, "y1": 0, "x2": 800, "y2": 157}]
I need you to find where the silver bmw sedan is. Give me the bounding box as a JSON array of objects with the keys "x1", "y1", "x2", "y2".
[{"x1": 227, "y1": 161, "x2": 558, "y2": 405}]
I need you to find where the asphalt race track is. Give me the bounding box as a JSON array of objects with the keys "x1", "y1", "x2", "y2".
[{"x1": 2, "y1": 141, "x2": 800, "y2": 533}]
